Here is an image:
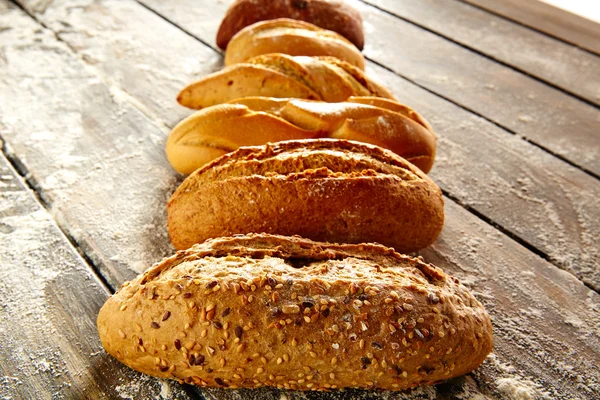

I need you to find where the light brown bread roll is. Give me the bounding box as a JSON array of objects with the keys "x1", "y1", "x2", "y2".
[
  {"x1": 177, "y1": 54, "x2": 395, "y2": 109},
  {"x1": 167, "y1": 139, "x2": 444, "y2": 252},
  {"x1": 166, "y1": 96, "x2": 436, "y2": 174},
  {"x1": 216, "y1": 0, "x2": 364, "y2": 50},
  {"x1": 225, "y1": 19, "x2": 365, "y2": 70},
  {"x1": 97, "y1": 233, "x2": 493, "y2": 391}
]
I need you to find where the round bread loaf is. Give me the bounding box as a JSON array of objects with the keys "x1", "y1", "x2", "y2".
[
  {"x1": 167, "y1": 139, "x2": 444, "y2": 252},
  {"x1": 216, "y1": 0, "x2": 364, "y2": 50},
  {"x1": 97, "y1": 233, "x2": 493, "y2": 391},
  {"x1": 225, "y1": 19, "x2": 365, "y2": 69}
]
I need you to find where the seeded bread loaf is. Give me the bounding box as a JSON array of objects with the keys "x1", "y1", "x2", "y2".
[
  {"x1": 225, "y1": 19, "x2": 365, "y2": 69},
  {"x1": 97, "y1": 233, "x2": 493, "y2": 390},
  {"x1": 167, "y1": 139, "x2": 444, "y2": 252},
  {"x1": 166, "y1": 96, "x2": 436, "y2": 174},
  {"x1": 177, "y1": 54, "x2": 395, "y2": 109},
  {"x1": 216, "y1": 0, "x2": 364, "y2": 50}
]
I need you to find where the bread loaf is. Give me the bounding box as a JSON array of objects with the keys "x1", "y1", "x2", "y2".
[
  {"x1": 225, "y1": 19, "x2": 365, "y2": 70},
  {"x1": 216, "y1": 0, "x2": 364, "y2": 50},
  {"x1": 167, "y1": 139, "x2": 444, "y2": 252},
  {"x1": 97, "y1": 233, "x2": 493, "y2": 390},
  {"x1": 177, "y1": 54, "x2": 395, "y2": 109},
  {"x1": 166, "y1": 96, "x2": 436, "y2": 174}
]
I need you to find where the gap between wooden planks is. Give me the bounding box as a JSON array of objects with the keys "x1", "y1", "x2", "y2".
[
  {"x1": 0, "y1": 152, "x2": 194, "y2": 398},
  {"x1": 347, "y1": 0, "x2": 600, "y2": 178},
  {"x1": 1, "y1": 0, "x2": 600, "y2": 398},
  {"x1": 132, "y1": 0, "x2": 600, "y2": 290},
  {"x1": 359, "y1": 0, "x2": 600, "y2": 109},
  {"x1": 462, "y1": 0, "x2": 600, "y2": 56}
]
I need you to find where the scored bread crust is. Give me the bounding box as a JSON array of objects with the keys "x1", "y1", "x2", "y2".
[
  {"x1": 225, "y1": 19, "x2": 365, "y2": 70},
  {"x1": 166, "y1": 96, "x2": 436, "y2": 174},
  {"x1": 216, "y1": 0, "x2": 365, "y2": 50},
  {"x1": 167, "y1": 139, "x2": 444, "y2": 252},
  {"x1": 176, "y1": 63, "x2": 320, "y2": 110},
  {"x1": 97, "y1": 233, "x2": 493, "y2": 391},
  {"x1": 177, "y1": 54, "x2": 395, "y2": 110}
]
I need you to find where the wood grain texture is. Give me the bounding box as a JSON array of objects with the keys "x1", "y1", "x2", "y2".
[
  {"x1": 2, "y1": 0, "x2": 600, "y2": 398},
  {"x1": 347, "y1": 0, "x2": 600, "y2": 177},
  {"x1": 136, "y1": 0, "x2": 600, "y2": 290},
  {"x1": 462, "y1": 0, "x2": 600, "y2": 55},
  {"x1": 0, "y1": 0, "x2": 180, "y2": 290},
  {"x1": 0, "y1": 151, "x2": 190, "y2": 398},
  {"x1": 362, "y1": 0, "x2": 600, "y2": 106}
]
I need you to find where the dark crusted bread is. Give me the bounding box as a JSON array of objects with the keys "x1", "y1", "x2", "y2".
[
  {"x1": 216, "y1": 0, "x2": 365, "y2": 50},
  {"x1": 167, "y1": 139, "x2": 444, "y2": 252},
  {"x1": 97, "y1": 233, "x2": 493, "y2": 391}
]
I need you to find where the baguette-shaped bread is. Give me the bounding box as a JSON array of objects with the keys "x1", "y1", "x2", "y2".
[
  {"x1": 177, "y1": 54, "x2": 395, "y2": 109},
  {"x1": 97, "y1": 233, "x2": 493, "y2": 391},
  {"x1": 176, "y1": 63, "x2": 320, "y2": 110},
  {"x1": 166, "y1": 103, "x2": 314, "y2": 175},
  {"x1": 166, "y1": 96, "x2": 436, "y2": 174},
  {"x1": 216, "y1": 0, "x2": 364, "y2": 50},
  {"x1": 167, "y1": 139, "x2": 444, "y2": 252},
  {"x1": 225, "y1": 19, "x2": 365, "y2": 70}
]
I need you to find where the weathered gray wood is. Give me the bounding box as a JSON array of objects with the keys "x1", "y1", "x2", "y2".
[
  {"x1": 421, "y1": 201, "x2": 600, "y2": 400},
  {"x1": 349, "y1": 0, "x2": 600, "y2": 177},
  {"x1": 0, "y1": 152, "x2": 190, "y2": 398},
  {"x1": 2, "y1": 0, "x2": 600, "y2": 398},
  {"x1": 133, "y1": 0, "x2": 600, "y2": 290},
  {"x1": 361, "y1": 0, "x2": 600, "y2": 106},
  {"x1": 0, "y1": 0, "x2": 181, "y2": 289},
  {"x1": 462, "y1": 0, "x2": 600, "y2": 56}
]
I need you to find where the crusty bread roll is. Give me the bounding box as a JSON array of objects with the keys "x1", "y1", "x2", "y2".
[
  {"x1": 167, "y1": 139, "x2": 444, "y2": 252},
  {"x1": 97, "y1": 233, "x2": 493, "y2": 390},
  {"x1": 177, "y1": 54, "x2": 395, "y2": 109},
  {"x1": 217, "y1": 0, "x2": 364, "y2": 50},
  {"x1": 225, "y1": 19, "x2": 365, "y2": 70},
  {"x1": 166, "y1": 96, "x2": 436, "y2": 174}
]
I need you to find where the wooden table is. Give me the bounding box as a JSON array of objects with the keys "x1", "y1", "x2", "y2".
[{"x1": 1, "y1": 0, "x2": 599, "y2": 399}]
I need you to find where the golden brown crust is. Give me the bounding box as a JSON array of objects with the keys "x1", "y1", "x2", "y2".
[
  {"x1": 317, "y1": 56, "x2": 396, "y2": 99},
  {"x1": 165, "y1": 104, "x2": 314, "y2": 174},
  {"x1": 166, "y1": 97, "x2": 436, "y2": 174},
  {"x1": 167, "y1": 139, "x2": 444, "y2": 252},
  {"x1": 97, "y1": 233, "x2": 493, "y2": 390},
  {"x1": 176, "y1": 63, "x2": 320, "y2": 110},
  {"x1": 176, "y1": 54, "x2": 395, "y2": 110},
  {"x1": 347, "y1": 96, "x2": 434, "y2": 132},
  {"x1": 225, "y1": 19, "x2": 365, "y2": 69},
  {"x1": 216, "y1": 0, "x2": 365, "y2": 50}
]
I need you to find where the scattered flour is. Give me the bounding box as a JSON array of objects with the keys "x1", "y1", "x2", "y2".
[
  {"x1": 159, "y1": 380, "x2": 172, "y2": 399},
  {"x1": 496, "y1": 377, "x2": 545, "y2": 400},
  {"x1": 114, "y1": 377, "x2": 177, "y2": 400}
]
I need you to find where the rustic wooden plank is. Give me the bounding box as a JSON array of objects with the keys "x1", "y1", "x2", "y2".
[
  {"x1": 2, "y1": 1, "x2": 600, "y2": 398},
  {"x1": 350, "y1": 0, "x2": 600, "y2": 177},
  {"x1": 420, "y1": 200, "x2": 600, "y2": 400},
  {"x1": 0, "y1": 152, "x2": 191, "y2": 398},
  {"x1": 361, "y1": 0, "x2": 600, "y2": 106},
  {"x1": 462, "y1": 0, "x2": 600, "y2": 56},
  {"x1": 0, "y1": 0, "x2": 181, "y2": 289},
  {"x1": 133, "y1": 0, "x2": 600, "y2": 289}
]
